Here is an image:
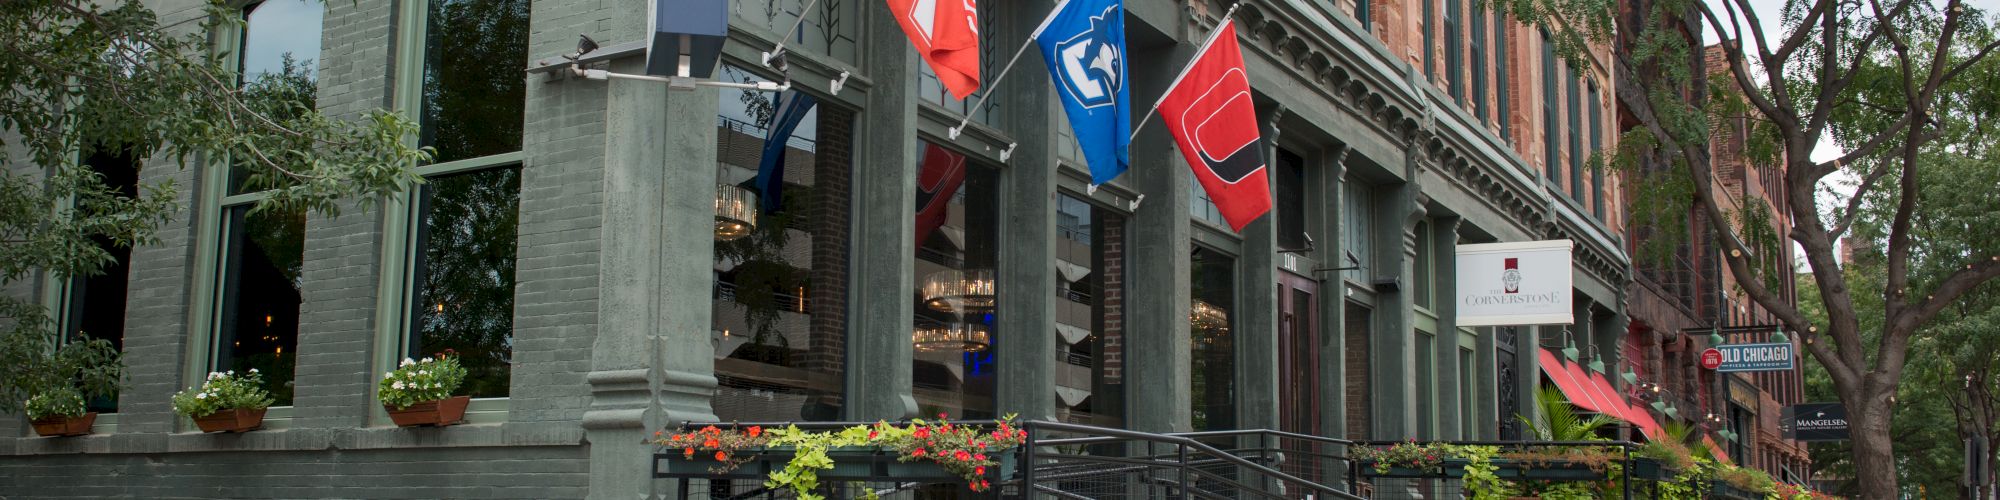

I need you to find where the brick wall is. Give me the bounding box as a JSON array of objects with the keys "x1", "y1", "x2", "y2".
[
  {"x1": 806, "y1": 106, "x2": 853, "y2": 383},
  {"x1": 1100, "y1": 214, "x2": 1124, "y2": 382}
]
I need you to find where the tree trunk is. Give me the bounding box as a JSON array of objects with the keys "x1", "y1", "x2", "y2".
[{"x1": 1849, "y1": 389, "x2": 1899, "y2": 499}]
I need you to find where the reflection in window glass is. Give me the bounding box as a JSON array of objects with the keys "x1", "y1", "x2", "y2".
[
  {"x1": 216, "y1": 205, "x2": 306, "y2": 406},
  {"x1": 912, "y1": 141, "x2": 999, "y2": 419},
  {"x1": 1460, "y1": 347, "x2": 1476, "y2": 438},
  {"x1": 418, "y1": 0, "x2": 529, "y2": 163},
  {"x1": 1055, "y1": 194, "x2": 1125, "y2": 427},
  {"x1": 1190, "y1": 247, "x2": 1235, "y2": 431},
  {"x1": 1416, "y1": 332, "x2": 1435, "y2": 437},
  {"x1": 711, "y1": 66, "x2": 852, "y2": 421},
  {"x1": 230, "y1": 0, "x2": 324, "y2": 196},
  {"x1": 408, "y1": 166, "x2": 521, "y2": 398},
  {"x1": 65, "y1": 145, "x2": 141, "y2": 413},
  {"x1": 239, "y1": 0, "x2": 322, "y2": 80}
]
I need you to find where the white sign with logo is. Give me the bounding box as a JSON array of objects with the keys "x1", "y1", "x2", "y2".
[{"x1": 1457, "y1": 240, "x2": 1574, "y2": 327}]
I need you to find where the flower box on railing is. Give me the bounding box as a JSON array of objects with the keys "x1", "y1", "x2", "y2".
[
  {"x1": 1356, "y1": 458, "x2": 1469, "y2": 478},
  {"x1": 1628, "y1": 457, "x2": 1678, "y2": 481},
  {"x1": 653, "y1": 446, "x2": 1018, "y2": 483},
  {"x1": 1490, "y1": 459, "x2": 1608, "y2": 481}
]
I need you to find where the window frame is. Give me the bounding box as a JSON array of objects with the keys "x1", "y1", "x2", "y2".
[
  {"x1": 367, "y1": 0, "x2": 530, "y2": 425},
  {"x1": 185, "y1": 0, "x2": 326, "y2": 430}
]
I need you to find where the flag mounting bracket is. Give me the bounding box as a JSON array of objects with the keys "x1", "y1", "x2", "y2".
[
  {"x1": 1128, "y1": 194, "x2": 1144, "y2": 211},
  {"x1": 998, "y1": 143, "x2": 1018, "y2": 163},
  {"x1": 572, "y1": 65, "x2": 790, "y2": 93},
  {"x1": 830, "y1": 70, "x2": 851, "y2": 95}
]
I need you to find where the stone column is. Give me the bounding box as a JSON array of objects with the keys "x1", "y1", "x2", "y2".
[
  {"x1": 1235, "y1": 107, "x2": 1284, "y2": 434},
  {"x1": 1318, "y1": 147, "x2": 1352, "y2": 489},
  {"x1": 1369, "y1": 185, "x2": 1424, "y2": 440},
  {"x1": 993, "y1": 0, "x2": 1058, "y2": 423},
  {"x1": 1476, "y1": 326, "x2": 1499, "y2": 440},
  {"x1": 1516, "y1": 325, "x2": 1543, "y2": 437},
  {"x1": 585, "y1": 56, "x2": 720, "y2": 500},
  {"x1": 1124, "y1": 41, "x2": 1195, "y2": 434},
  {"x1": 1431, "y1": 217, "x2": 1462, "y2": 439},
  {"x1": 846, "y1": 5, "x2": 922, "y2": 420}
]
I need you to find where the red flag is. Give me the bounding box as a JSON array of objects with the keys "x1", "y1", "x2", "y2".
[
  {"x1": 914, "y1": 143, "x2": 968, "y2": 251},
  {"x1": 889, "y1": 0, "x2": 983, "y2": 99},
  {"x1": 1156, "y1": 19, "x2": 1268, "y2": 232}
]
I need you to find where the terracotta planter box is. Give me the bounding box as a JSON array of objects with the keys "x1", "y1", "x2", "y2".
[
  {"x1": 386, "y1": 396, "x2": 469, "y2": 427},
  {"x1": 31, "y1": 412, "x2": 96, "y2": 437},
  {"x1": 193, "y1": 408, "x2": 267, "y2": 433}
]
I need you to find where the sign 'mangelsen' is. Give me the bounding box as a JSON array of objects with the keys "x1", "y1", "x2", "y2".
[{"x1": 1456, "y1": 240, "x2": 1574, "y2": 327}]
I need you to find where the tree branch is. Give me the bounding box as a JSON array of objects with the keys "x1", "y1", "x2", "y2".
[{"x1": 1827, "y1": 157, "x2": 1896, "y2": 239}]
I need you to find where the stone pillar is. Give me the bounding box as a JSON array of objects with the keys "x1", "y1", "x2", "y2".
[
  {"x1": 1369, "y1": 185, "x2": 1423, "y2": 440},
  {"x1": 846, "y1": 6, "x2": 921, "y2": 420},
  {"x1": 1125, "y1": 41, "x2": 1195, "y2": 434},
  {"x1": 1571, "y1": 295, "x2": 1594, "y2": 368},
  {"x1": 1235, "y1": 107, "x2": 1284, "y2": 434},
  {"x1": 993, "y1": 0, "x2": 1058, "y2": 423},
  {"x1": 1431, "y1": 217, "x2": 1462, "y2": 439},
  {"x1": 1318, "y1": 147, "x2": 1352, "y2": 489},
  {"x1": 1517, "y1": 325, "x2": 1543, "y2": 435},
  {"x1": 585, "y1": 56, "x2": 720, "y2": 500},
  {"x1": 1476, "y1": 326, "x2": 1499, "y2": 439}
]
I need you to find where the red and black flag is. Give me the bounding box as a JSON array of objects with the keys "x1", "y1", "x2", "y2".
[
  {"x1": 1156, "y1": 18, "x2": 1268, "y2": 232},
  {"x1": 914, "y1": 143, "x2": 968, "y2": 250}
]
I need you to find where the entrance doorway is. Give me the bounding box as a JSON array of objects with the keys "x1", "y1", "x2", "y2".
[{"x1": 1276, "y1": 271, "x2": 1322, "y2": 483}]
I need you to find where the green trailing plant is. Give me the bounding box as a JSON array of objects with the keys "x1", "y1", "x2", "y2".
[
  {"x1": 170, "y1": 370, "x2": 274, "y2": 418},
  {"x1": 1451, "y1": 444, "x2": 1515, "y2": 499},
  {"x1": 0, "y1": 303, "x2": 123, "y2": 416},
  {"x1": 649, "y1": 416, "x2": 1027, "y2": 499},
  {"x1": 376, "y1": 351, "x2": 468, "y2": 409},
  {"x1": 24, "y1": 385, "x2": 85, "y2": 420}
]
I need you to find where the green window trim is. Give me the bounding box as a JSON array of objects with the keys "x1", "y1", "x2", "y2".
[{"x1": 368, "y1": 0, "x2": 525, "y2": 425}]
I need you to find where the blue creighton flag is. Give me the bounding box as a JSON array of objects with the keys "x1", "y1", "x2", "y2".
[
  {"x1": 756, "y1": 90, "x2": 818, "y2": 213},
  {"x1": 1033, "y1": 0, "x2": 1130, "y2": 185}
]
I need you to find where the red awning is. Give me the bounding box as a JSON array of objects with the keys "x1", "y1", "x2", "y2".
[
  {"x1": 1538, "y1": 348, "x2": 1617, "y2": 417},
  {"x1": 1627, "y1": 407, "x2": 1665, "y2": 440},
  {"x1": 1704, "y1": 436, "x2": 1732, "y2": 463},
  {"x1": 1584, "y1": 370, "x2": 1631, "y2": 424}
]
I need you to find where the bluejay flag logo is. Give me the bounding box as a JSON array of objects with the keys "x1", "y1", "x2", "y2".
[{"x1": 1034, "y1": 0, "x2": 1130, "y2": 185}]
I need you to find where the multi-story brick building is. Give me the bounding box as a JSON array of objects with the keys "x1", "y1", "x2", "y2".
[
  {"x1": 1612, "y1": 0, "x2": 1812, "y2": 482},
  {"x1": 0, "y1": 0, "x2": 1629, "y2": 496}
]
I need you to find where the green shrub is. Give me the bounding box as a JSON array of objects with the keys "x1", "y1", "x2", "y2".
[
  {"x1": 25, "y1": 385, "x2": 86, "y2": 420},
  {"x1": 377, "y1": 353, "x2": 466, "y2": 409},
  {"x1": 171, "y1": 370, "x2": 275, "y2": 418}
]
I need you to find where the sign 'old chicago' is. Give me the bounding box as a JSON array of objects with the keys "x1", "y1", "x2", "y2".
[{"x1": 1714, "y1": 342, "x2": 1796, "y2": 373}]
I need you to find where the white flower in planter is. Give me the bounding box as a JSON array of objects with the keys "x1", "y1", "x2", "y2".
[
  {"x1": 393, "y1": 381, "x2": 406, "y2": 390},
  {"x1": 421, "y1": 357, "x2": 433, "y2": 363},
  {"x1": 402, "y1": 358, "x2": 415, "y2": 367},
  {"x1": 195, "y1": 393, "x2": 207, "y2": 400}
]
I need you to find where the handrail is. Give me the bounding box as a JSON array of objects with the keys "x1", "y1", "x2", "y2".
[{"x1": 1022, "y1": 420, "x2": 1365, "y2": 500}]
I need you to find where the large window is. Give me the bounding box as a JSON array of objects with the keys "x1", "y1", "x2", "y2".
[
  {"x1": 206, "y1": 0, "x2": 324, "y2": 407},
  {"x1": 1445, "y1": 0, "x2": 1461, "y2": 103},
  {"x1": 1414, "y1": 221, "x2": 1435, "y2": 310},
  {"x1": 1275, "y1": 149, "x2": 1308, "y2": 250},
  {"x1": 61, "y1": 145, "x2": 142, "y2": 413},
  {"x1": 1055, "y1": 194, "x2": 1127, "y2": 427},
  {"x1": 1422, "y1": 0, "x2": 1435, "y2": 78},
  {"x1": 912, "y1": 141, "x2": 1000, "y2": 419},
  {"x1": 1190, "y1": 247, "x2": 1236, "y2": 431},
  {"x1": 712, "y1": 67, "x2": 853, "y2": 421},
  {"x1": 1416, "y1": 331, "x2": 1436, "y2": 437},
  {"x1": 1340, "y1": 179, "x2": 1374, "y2": 284},
  {"x1": 394, "y1": 0, "x2": 528, "y2": 399},
  {"x1": 1471, "y1": 1, "x2": 1487, "y2": 121},
  {"x1": 1459, "y1": 346, "x2": 1476, "y2": 438},
  {"x1": 1589, "y1": 83, "x2": 1604, "y2": 217},
  {"x1": 1541, "y1": 32, "x2": 1559, "y2": 182},
  {"x1": 1495, "y1": 13, "x2": 1510, "y2": 140},
  {"x1": 1568, "y1": 67, "x2": 1583, "y2": 201}
]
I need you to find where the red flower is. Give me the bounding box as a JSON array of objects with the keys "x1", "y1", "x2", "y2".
[
  {"x1": 867, "y1": 430, "x2": 879, "y2": 439},
  {"x1": 974, "y1": 453, "x2": 986, "y2": 461},
  {"x1": 913, "y1": 448, "x2": 927, "y2": 457},
  {"x1": 702, "y1": 438, "x2": 720, "y2": 448},
  {"x1": 747, "y1": 426, "x2": 762, "y2": 437},
  {"x1": 683, "y1": 448, "x2": 695, "y2": 458},
  {"x1": 974, "y1": 466, "x2": 986, "y2": 475},
  {"x1": 714, "y1": 451, "x2": 730, "y2": 461},
  {"x1": 938, "y1": 412, "x2": 949, "y2": 419},
  {"x1": 977, "y1": 442, "x2": 987, "y2": 450},
  {"x1": 913, "y1": 428, "x2": 931, "y2": 439},
  {"x1": 702, "y1": 425, "x2": 720, "y2": 434},
  {"x1": 955, "y1": 450, "x2": 972, "y2": 461},
  {"x1": 653, "y1": 430, "x2": 662, "y2": 438}
]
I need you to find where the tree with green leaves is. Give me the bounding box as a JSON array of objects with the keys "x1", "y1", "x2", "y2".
[
  {"x1": 1500, "y1": 0, "x2": 2000, "y2": 494},
  {"x1": 0, "y1": 0, "x2": 425, "y2": 413}
]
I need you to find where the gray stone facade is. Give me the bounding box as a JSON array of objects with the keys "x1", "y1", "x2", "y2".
[{"x1": 0, "y1": 0, "x2": 1630, "y2": 497}]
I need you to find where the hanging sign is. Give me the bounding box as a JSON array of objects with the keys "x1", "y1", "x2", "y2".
[
  {"x1": 1456, "y1": 240, "x2": 1574, "y2": 327},
  {"x1": 1700, "y1": 348, "x2": 1723, "y2": 370},
  {"x1": 1782, "y1": 403, "x2": 1849, "y2": 441},
  {"x1": 1715, "y1": 342, "x2": 1795, "y2": 373}
]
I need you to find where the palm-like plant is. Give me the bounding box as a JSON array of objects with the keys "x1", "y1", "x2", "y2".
[{"x1": 1516, "y1": 386, "x2": 1619, "y2": 441}]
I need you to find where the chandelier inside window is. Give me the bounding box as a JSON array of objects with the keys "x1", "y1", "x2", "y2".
[
  {"x1": 1190, "y1": 299, "x2": 1229, "y2": 332},
  {"x1": 921, "y1": 269, "x2": 996, "y2": 313},
  {"x1": 714, "y1": 184, "x2": 758, "y2": 241},
  {"x1": 912, "y1": 323, "x2": 991, "y2": 353}
]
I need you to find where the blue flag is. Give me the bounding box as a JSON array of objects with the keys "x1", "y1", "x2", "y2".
[
  {"x1": 755, "y1": 91, "x2": 817, "y2": 213},
  {"x1": 1033, "y1": 0, "x2": 1130, "y2": 185}
]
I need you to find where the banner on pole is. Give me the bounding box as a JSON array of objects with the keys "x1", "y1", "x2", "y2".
[
  {"x1": 1456, "y1": 240, "x2": 1574, "y2": 326},
  {"x1": 889, "y1": 0, "x2": 983, "y2": 98},
  {"x1": 1157, "y1": 19, "x2": 1268, "y2": 232},
  {"x1": 1034, "y1": 0, "x2": 1130, "y2": 185}
]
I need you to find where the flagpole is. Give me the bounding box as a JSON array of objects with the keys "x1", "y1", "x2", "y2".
[
  {"x1": 948, "y1": 0, "x2": 1080, "y2": 141},
  {"x1": 1127, "y1": 1, "x2": 1243, "y2": 141}
]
